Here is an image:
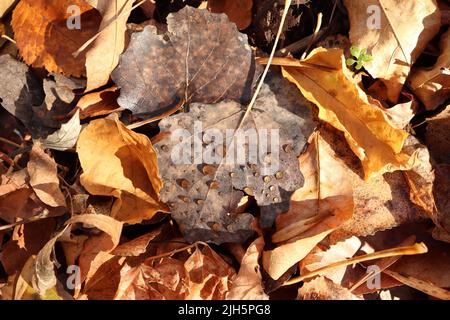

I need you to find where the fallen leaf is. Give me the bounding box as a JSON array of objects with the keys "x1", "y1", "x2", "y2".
[
  {"x1": 409, "y1": 29, "x2": 450, "y2": 110},
  {"x1": 300, "y1": 237, "x2": 362, "y2": 286},
  {"x1": 32, "y1": 214, "x2": 122, "y2": 295},
  {"x1": 319, "y1": 126, "x2": 426, "y2": 242},
  {"x1": 425, "y1": 105, "x2": 450, "y2": 164},
  {"x1": 281, "y1": 47, "x2": 415, "y2": 179},
  {"x1": 76, "y1": 115, "x2": 167, "y2": 224},
  {"x1": 84, "y1": 0, "x2": 133, "y2": 91},
  {"x1": 111, "y1": 6, "x2": 254, "y2": 116},
  {"x1": 226, "y1": 237, "x2": 269, "y2": 300},
  {"x1": 432, "y1": 164, "x2": 450, "y2": 242},
  {"x1": 0, "y1": 54, "x2": 44, "y2": 126},
  {"x1": 344, "y1": 0, "x2": 441, "y2": 102},
  {"x1": 0, "y1": 0, "x2": 17, "y2": 18},
  {"x1": 37, "y1": 110, "x2": 82, "y2": 151},
  {"x1": 77, "y1": 87, "x2": 121, "y2": 119},
  {"x1": 262, "y1": 131, "x2": 354, "y2": 280},
  {"x1": 114, "y1": 244, "x2": 235, "y2": 300},
  {"x1": 208, "y1": 0, "x2": 253, "y2": 30},
  {"x1": 0, "y1": 218, "x2": 56, "y2": 277},
  {"x1": 11, "y1": 0, "x2": 102, "y2": 76},
  {"x1": 27, "y1": 142, "x2": 66, "y2": 208},
  {"x1": 155, "y1": 84, "x2": 315, "y2": 243}
]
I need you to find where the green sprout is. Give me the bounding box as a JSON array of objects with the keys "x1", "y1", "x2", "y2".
[{"x1": 346, "y1": 46, "x2": 373, "y2": 70}]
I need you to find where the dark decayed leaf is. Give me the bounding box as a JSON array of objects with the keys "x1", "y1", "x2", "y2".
[
  {"x1": 0, "y1": 54, "x2": 44, "y2": 124},
  {"x1": 112, "y1": 6, "x2": 254, "y2": 116},
  {"x1": 154, "y1": 76, "x2": 316, "y2": 244}
]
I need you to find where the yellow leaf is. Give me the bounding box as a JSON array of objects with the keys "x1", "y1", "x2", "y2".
[
  {"x1": 282, "y1": 47, "x2": 413, "y2": 179},
  {"x1": 76, "y1": 116, "x2": 167, "y2": 224}
]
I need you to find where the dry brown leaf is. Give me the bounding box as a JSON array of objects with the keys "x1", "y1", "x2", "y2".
[
  {"x1": 262, "y1": 131, "x2": 354, "y2": 280},
  {"x1": 27, "y1": 143, "x2": 66, "y2": 208},
  {"x1": 84, "y1": 0, "x2": 133, "y2": 91},
  {"x1": 32, "y1": 214, "x2": 122, "y2": 295},
  {"x1": 114, "y1": 244, "x2": 235, "y2": 300},
  {"x1": 281, "y1": 48, "x2": 414, "y2": 179},
  {"x1": 76, "y1": 115, "x2": 167, "y2": 224},
  {"x1": 226, "y1": 237, "x2": 269, "y2": 300},
  {"x1": 409, "y1": 29, "x2": 450, "y2": 110},
  {"x1": 208, "y1": 0, "x2": 253, "y2": 30},
  {"x1": 344, "y1": 0, "x2": 441, "y2": 102},
  {"x1": 11, "y1": 0, "x2": 101, "y2": 77}
]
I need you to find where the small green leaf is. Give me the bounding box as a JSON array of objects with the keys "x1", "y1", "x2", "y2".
[
  {"x1": 346, "y1": 58, "x2": 356, "y2": 67},
  {"x1": 355, "y1": 61, "x2": 364, "y2": 70},
  {"x1": 361, "y1": 54, "x2": 373, "y2": 62},
  {"x1": 350, "y1": 46, "x2": 361, "y2": 58}
]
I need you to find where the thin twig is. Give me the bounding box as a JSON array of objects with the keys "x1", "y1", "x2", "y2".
[{"x1": 284, "y1": 243, "x2": 428, "y2": 286}]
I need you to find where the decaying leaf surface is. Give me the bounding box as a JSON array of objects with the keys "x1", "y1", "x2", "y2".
[
  {"x1": 263, "y1": 131, "x2": 354, "y2": 280},
  {"x1": 11, "y1": 0, "x2": 101, "y2": 77},
  {"x1": 409, "y1": 29, "x2": 450, "y2": 110},
  {"x1": 425, "y1": 105, "x2": 450, "y2": 164},
  {"x1": 282, "y1": 48, "x2": 415, "y2": 179},
  {"x1": 344, "y1": 0, "x2": 441, "y2": 102},
  {"x1": 227, "y1": 237, "x2": 268, "y2": 300},
  {"x1": 84, "y1": 0, "x2": 133, "y2": 91},
  {"x1": 76, "y1": 116, "x2": 167, "y2": 224},
  {"x1": 155, "y1": 75, "x2": 316, "y2": 243},
  {"x1": 112, "y1": 6, "x2": 254, "y2": 116},
  {"x1": 319, "y1": 126, "x2": 426, "y2": 242},
  {"x1": 208, "y1": 0, "x2": 253, "y2": 30},
  {"x1": 0, "y1": 218, "x2": 56, "y2": 276}
]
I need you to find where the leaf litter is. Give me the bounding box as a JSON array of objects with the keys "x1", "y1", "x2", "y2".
[{"x1": 0, "y1": 0, "x2": 449, "y2": 301}]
